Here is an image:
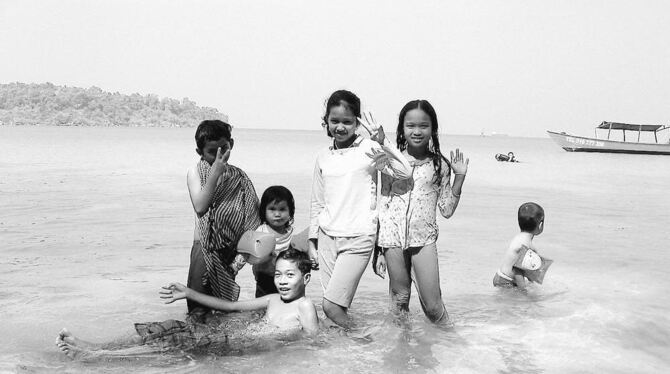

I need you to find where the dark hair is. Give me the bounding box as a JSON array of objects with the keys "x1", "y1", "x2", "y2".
[
  {"x1": 518, "y1": 202, "x2": 545, "y2": 232},
  {"x1": 322, "y1": 90, "x2": 361, "y2": 137},
  {"x1": 277, "y1": 247, "x2": 312, "y2": 274},
  {"x1": 195, "y1": 120, "x2": 232, "y2": 150},
  {"x1": 259, "y1": 185, "x2": 295, "y2": 228},
  {"x1": 396, "y1": 100, "x2": 451, "y2": 185}
]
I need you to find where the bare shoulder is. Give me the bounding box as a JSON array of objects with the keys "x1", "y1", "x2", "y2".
[
  {"x1": 186, "y1": 164, "x2": 202, "y2": 193},
  {"x1": 507, "y1": 237, "x2": 523, "y2": 254},
  {"x1": 297, "y1": 297, "x2": 317, "y2": 314},
  {"x1": 509, "y1": 234, "x2": 531, "y2": 252},
  {"x1": 266, "y1": 293, "x2": 283, "y2": 304},
  {"x1": 187, "y1": 161, "x2": 205, "y2": 181},
  {"x1": 187, "y1": 163, "x2": 198, "y2": 177}
]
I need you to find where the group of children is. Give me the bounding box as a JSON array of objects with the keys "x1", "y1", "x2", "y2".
[{"x1": 56, "y1": 90, "x2": 551, "y2": 359}]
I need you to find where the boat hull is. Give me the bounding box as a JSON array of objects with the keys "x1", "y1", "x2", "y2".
[{"x1": 546, "y1": 131, "x2": 670, "y2": 155}]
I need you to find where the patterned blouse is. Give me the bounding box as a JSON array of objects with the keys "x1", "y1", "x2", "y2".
[{"x1": 377, "y1": 156, "x2": 460, "y2": 250}]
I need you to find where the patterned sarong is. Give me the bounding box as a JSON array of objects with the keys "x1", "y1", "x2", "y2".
[
  {"x1": 196, "y1": 160, "x2": 260, "y2": 301},
  {"x1": 134, "y1": 319, "x2": 212, "y2": 350}
]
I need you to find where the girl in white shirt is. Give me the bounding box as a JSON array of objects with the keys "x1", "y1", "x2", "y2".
[{"x1": 309, "y1": 90, "x2": 411, "y2": 328}]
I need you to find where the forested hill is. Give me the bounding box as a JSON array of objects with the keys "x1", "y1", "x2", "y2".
[{"x1": 0, "y1": 82, "x2": 227, "y2": 127}]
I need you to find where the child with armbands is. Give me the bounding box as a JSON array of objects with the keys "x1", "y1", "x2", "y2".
[
  {"x1": 493, "y1": 202, "x2": 553, "y2": 290},
  {"x1": 247, "y1": 186, "x2": 298, "y2": 297}
]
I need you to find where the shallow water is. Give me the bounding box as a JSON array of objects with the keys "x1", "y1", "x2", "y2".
[{"x1": 1, "y1": 125, "x2": 669, "y2": 373}]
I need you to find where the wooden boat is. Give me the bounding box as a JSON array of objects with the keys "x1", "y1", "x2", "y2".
[{"x1": 547, "y1": 122, "x2": 670, "y2": 155}]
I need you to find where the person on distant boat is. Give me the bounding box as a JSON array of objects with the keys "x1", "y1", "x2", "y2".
[{"x1": 493, "y1": 202, "x2": 552, "y2": 290}]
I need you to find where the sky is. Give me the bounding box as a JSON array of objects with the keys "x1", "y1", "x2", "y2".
[{"x1": 1, "y1": 0, "x2": 669, "y2": 137}]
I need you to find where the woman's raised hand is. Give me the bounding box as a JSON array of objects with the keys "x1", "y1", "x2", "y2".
[
  {"x1": 159, "y1": 282, "x2": 187, "y2": 304},
  {"x1": 358, "y1": 111, "x2": 385, "y2": 145},
  {"x1": 450, "y1": 148, "x2": 469, "y2": 175}
]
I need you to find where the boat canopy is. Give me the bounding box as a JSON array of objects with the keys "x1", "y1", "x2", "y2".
[{"x1": 598, "y1": 121, "x2": 665, "y2": 132}]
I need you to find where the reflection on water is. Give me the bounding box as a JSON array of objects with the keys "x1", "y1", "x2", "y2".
[{"x1": 1, "y1": 126, "x2": 670, "y2": 373}]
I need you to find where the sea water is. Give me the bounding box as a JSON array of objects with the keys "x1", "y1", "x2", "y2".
[{"x1": 0, "y1": 126, "x2": 669, "y2": 373}]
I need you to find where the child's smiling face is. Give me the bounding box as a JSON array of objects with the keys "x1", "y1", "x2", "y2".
[
  {"x1": 403, "y1": 108, "x2": 432, "y2": 150},
  {"x1": 327, "y1": 105, "x2": 358, "y2": 146},
  {"x1": 274, "y1": 258, "x2": 309, "y2": 302}
]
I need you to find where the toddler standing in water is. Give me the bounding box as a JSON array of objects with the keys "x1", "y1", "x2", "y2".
[
  {"x1": 373, "y1": 100, "x2": 468, "y2": 325},
  {"x1": 252, "y1": 186, "x2": 296, "y2": 297},
  {"x1": 309, "y1": 90, "x2": 412, "y2": 328}
]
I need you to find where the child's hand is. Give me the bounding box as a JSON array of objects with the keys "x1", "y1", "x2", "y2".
[
  {"x1": 160, "y1": 282, "x2": 188, "y2": 304},
  {"x1": 210, "y1": 147, "x2": 230, "y2": 176},
  {"x1": 308, "y1": 240, "x2": 319, "y2": 270},
  {"x1": 365, "y1": 147, "x2": 390, "y2": 170},
  {"x1": 450, "y1": 148, "x2": 469, "y2": 175},
  {"x1": 358, "y1": 111, "x2": 385, "y2": 145},
  {"x1": 373, "y1": 252, "x2": 386, "y2": 279}
]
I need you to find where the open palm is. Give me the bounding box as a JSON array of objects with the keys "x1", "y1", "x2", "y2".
[{"x1": 450, "y1": 148, "x2": 469, "y2": 175}]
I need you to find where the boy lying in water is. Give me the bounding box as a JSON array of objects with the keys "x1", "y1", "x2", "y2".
[{"x1": 56, "y1": 248, "x2": 319, "y2": 359}]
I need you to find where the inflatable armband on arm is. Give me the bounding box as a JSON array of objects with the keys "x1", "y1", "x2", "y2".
[
  {"x1": 236, "y1": 230, "x2": 276, "y2": 265},
  {"x1": 512, "y1": 245, "x2": 553, "y2": 284},
  {"x1": 290, "y1": 227, "x2": 310, "y2": 253}
]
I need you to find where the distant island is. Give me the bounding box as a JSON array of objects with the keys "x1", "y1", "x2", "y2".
[{"x1": 0, "y1": 82, "x2": 227, "y2": 127}]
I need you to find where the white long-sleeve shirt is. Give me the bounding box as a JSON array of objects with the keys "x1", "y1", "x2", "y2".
[{"x1": 309, "y1": 136, "x2": 411, "y2": 239}]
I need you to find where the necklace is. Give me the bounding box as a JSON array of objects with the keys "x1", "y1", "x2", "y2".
[{"x1": 333, "y1": 136, "x2": 358, "y2": 150}]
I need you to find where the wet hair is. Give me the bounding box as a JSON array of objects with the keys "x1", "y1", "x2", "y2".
[
  {"x1": 518, "y1": 202, "x2": 545, "y2": 232},
  {"x1": 195, "y1": 120, "x2": 232, "y2": 150},
  {"x1": 396, "y1": 100, "x2": 451, "y2": 186},
  {"x1": 322, "y1": 90, "x2": 361, "y2": 137},
  {"x1": 276, "y1": 248, "x2": 312, "y2": 275},
  {"x1": 259, "y1": 185, "x2": 295, "y2": 228}
]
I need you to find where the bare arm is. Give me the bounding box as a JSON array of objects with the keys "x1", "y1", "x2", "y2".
[
  {"x1": 160, "y1": 282, "x2": 270, "y2": 312},
  {"x1": 298, "y1": 299, "x2": 320, "y2": 335},
  {"x1": 187, "y1": 147, "x2": 229, "y2": 216},
  {"x1": 308, "y1": 158, "x2": 324, "y2": 267},
  {"x1": 309, "y1": 158, "x2": 324, "y2": 240}
]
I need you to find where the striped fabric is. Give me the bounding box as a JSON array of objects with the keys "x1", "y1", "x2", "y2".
[{"x1": 196, "y1": 160, "x2": 260, "y2": 301}]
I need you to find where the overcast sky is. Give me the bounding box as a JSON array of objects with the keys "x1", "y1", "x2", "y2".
[{"x1": 2, "y1": 0, "x2": 669, "y2": 136}]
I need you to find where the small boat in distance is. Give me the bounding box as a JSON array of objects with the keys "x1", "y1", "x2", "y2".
[{"x1": 547, "y1": 121, "x2": 670, "y2": 155}]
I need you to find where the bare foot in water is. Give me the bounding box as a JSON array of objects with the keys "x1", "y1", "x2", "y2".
[
  {"x1": 56, "y1": 328, "x2": 97, "y2": 359},
  {"x1": 56, "y1": 339, "x2": 90, "y2": 360}
]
